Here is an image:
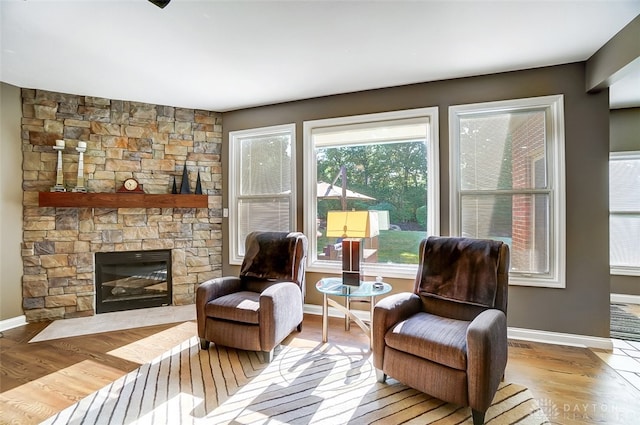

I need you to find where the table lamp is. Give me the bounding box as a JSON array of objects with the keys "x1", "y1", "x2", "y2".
[{"x1": 326, "y1": 210, "x2": 379, "y2": 285}]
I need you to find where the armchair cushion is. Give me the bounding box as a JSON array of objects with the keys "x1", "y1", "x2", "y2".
[
  {"x1": 205, "y1": 291, "x2": 261, "y2": 324},
  {"x1": 385, "y1": 312, "x2": 469, "y2": 370},
  {"x1": 417, "y1": 236, "x2": 502, "y2": 308}
]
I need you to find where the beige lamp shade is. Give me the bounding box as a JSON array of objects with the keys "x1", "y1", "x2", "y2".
[{"x1": 326, "y1": 210, "x2": 380, "y2": 238}]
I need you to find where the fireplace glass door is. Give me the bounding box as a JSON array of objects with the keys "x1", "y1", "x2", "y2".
[{"x1": 95, "y1": 250, "x2": 172, "y2": 313}]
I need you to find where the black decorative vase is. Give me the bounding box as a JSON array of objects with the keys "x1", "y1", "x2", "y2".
[
  {"x1": 195, "y1": 171, "x2": 203, "y2": 194},
  {"x1": 179, "y1": 167, "x2": 191, "y2": 194}
]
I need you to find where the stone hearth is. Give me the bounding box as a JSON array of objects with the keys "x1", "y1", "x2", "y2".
[{"x1": 20, "y1": 89, "x2": 223, "y2": 322}]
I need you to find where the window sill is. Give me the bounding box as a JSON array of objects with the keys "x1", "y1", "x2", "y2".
[
  {"x1": 611, "y1": 267, "x2": 640, "y2": 277},
  {"x1": 307, "y1": 260, "x2": 418, "y2": 280},
  {"x1": 508, "y1": 276, "x2": 566, "y2": 288}
]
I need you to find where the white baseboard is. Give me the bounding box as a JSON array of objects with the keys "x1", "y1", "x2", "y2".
[
  {"x1": 507, "y1": 327, "x2": 613, "y2": 350},
  {"x1": 303, "y1": 304, "x2": 614, "y2": 350},
  {"x1": 611, "y1": 293, "x2": 640, "y2": 305},
  {"x1": 0, "y1": 315, "x2": 27, "y2": 333}
]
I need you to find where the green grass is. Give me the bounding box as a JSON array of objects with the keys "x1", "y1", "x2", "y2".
[
  {"x1": 319, "y1": 230, "x2": 427, "y2": 264},
  {"x1": 377, "y1": 230, "x2": 426, "y2": 263}
]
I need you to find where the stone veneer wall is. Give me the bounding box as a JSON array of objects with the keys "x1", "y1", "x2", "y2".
[{"x1": 20, "y1": 89, "x2": 223, "y2": 322}]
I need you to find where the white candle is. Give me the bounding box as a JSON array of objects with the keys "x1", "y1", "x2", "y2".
[
  {"x1": 56, "y1": 150, "x2": 63, "y2": 185},
  {"x1": 78, "y1": 141, "x2": 86, "y2": 149},
  {"x1": 56, "y1": 139, "x2": 65, "y2": 148}
]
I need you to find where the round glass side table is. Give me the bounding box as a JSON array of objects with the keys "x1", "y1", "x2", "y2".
[{"x1": 315, "y1": 277, "x2": 392, "y2": 348}]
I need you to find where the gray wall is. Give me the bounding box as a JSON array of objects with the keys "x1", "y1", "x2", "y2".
[
  {"x1": 222, "y1": 62, "x2": 612, "y2": 338},
  {"x1": 610, "y1": 107, "x2": 640, "y2": 296},
  {"x1": 1, "y1": 82, "x2": 24, "y2": 321},
  {"x1": 611, "y1": 108, "x2": 640, "y2": 151}
]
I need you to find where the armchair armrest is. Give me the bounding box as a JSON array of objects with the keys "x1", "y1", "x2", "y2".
[
  {"x1": 372, "y1": 292, "x2": 422, "y2": 369},
  {"x1": 259, "y1": 282, "x2": 303, "y2": 351},
  {"x1": 196, "y1": 277, "x2": 242, "y2": 338},
  {"x1": 466, "y1": 309, "x2": 508, "y2": 411}
]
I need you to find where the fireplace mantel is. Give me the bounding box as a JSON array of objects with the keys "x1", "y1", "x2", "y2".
[{"x1": 39, "y1": 192, "x2": 208, "y2": 208}]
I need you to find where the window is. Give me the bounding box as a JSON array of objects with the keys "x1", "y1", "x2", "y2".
[
  {"x1": 303, "y1": 108, "x2": 439, "y2": 279},
  {"x1": 610, "y1": 151, "x2": 640, "y2": 276},
  {"x1": 229, "y1": 124, "x2": 295, "y2": 264},
  {"x1": 449, "y1": 95, "x2": 566, "y2": 287}
]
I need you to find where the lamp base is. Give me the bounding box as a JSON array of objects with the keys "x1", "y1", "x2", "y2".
[
  {"x1": 341, "y1": 238, "x2": 362, "y2": 286},
  {"x1": 342, "y1": 271, "x2": 360, "y2": 286}
]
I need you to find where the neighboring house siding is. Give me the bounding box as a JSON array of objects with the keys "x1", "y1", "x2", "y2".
[{"x1": 511, "y1": 113, "x2": 545, "y2": 273}]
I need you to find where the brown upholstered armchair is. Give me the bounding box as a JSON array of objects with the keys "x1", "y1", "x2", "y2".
[
  {"x1": 372, "y1": 236, "x2": 509, "y2": 425},
  {"x1": 196, "y1": 231, "x2": 308, "y2": 362}
]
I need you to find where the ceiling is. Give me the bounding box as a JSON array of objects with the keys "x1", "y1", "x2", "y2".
[{"x1": 1, "y1": 0, "x2": 639, "y2": 112}]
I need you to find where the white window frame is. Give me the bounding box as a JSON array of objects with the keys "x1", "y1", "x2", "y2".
[
  {"x1": 610, "y1": 151, "x2": 640, "y2": 276},
  {"x1": 303, "y1": 107, "x2": 439, "y2": 279},
  {"x1": 449, "y1": 95, "x2": 566, "y2": 288},
  {"x1": 228, "y1": 123, "x2": 296, "y2": 265}
]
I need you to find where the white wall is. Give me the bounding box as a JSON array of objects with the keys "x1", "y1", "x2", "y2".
[{"x1": 1, "y1": 82, "x2": 24, "y2": 321}]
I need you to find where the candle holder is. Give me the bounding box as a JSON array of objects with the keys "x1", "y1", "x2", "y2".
[
  {"x1": 50, "y1": 140, "x2": 67, "y2": 192},
  {"x1": 72, "y1": 142, "x2": 87, "y2": 193}
]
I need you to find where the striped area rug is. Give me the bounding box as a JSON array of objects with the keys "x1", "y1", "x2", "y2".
[
  {"x1": 41, "y1": 337, "x2": 548, "y2": 424},
  {"x1": 611, "y1": 304, "x2": 640, "y2": 342}
]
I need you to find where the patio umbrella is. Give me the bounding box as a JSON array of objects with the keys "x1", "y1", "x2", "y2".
[
  {"x1": 317, "y1": 181, "x2": 375, "y2": 212},
  {"x1": 317, "y1": 182, "x2": 375, "y2": 200}
]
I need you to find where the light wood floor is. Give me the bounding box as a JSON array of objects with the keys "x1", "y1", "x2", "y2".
[{"x1": 1, "y1": 314, "x2": 640, "y2": 425}]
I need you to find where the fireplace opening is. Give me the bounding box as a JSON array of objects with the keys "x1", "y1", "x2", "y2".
[{"x1": 95, "y1": 250, "x2": 172, "y2": 314}]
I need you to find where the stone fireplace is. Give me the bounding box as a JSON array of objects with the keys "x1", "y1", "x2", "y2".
[{"x1": 20, "y1": 89, "x2": 223, "y2": 322}]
